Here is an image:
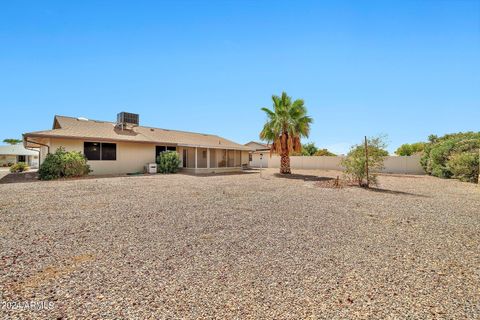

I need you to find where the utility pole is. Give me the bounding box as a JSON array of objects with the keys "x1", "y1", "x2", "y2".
[{"x1": 365, "y1": 136, "x2": 369, "y2": 188}]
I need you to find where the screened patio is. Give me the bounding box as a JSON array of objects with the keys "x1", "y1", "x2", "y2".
[{"x1": 178, "y1": 146, "x2": 248, "y2": 173}]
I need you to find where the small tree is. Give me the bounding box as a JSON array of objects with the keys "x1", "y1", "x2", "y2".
[
  {"x1": 3, "y1": 138, "x2": 22, "y2": 145},
  {"x1": 156, "y1": 151, "x2": 181, "y2": 173},
  {"x1": 342, "y1": 136, "x2": 388, "y2": 187}
]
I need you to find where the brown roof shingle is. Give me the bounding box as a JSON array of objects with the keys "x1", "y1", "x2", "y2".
[{"x1": 24, "y1": 115, "x2": 252, "y2": 150}]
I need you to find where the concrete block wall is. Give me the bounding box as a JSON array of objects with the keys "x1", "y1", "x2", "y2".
[{"x1": 267, "y1": 154, "x2": 424, "y2": 175}]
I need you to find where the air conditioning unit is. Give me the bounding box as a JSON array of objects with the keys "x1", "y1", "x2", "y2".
[
  {"x1": 117, "y1": 112, "x2": 139, "y2": 127},
  {"x1": 145, "y1": 163, "x2": 157, "y2": 174}
]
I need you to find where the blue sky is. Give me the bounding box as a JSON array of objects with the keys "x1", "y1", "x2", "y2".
[{"x1": 1, "y1": 0, "x2": 479, "y2": 154}]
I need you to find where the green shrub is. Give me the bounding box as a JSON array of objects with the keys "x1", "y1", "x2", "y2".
[
  {"x1": 421, "y1": 132, "x2": 480, "y2": 182},
  {"x1": 38, "y1": 147, "x2": 90, "y2": 180},
  {"x1": 342, "y1": 136, "x2": 388, "y2": 186},
  {"x1": 302, "y1": 142, "x2": 318, "y2": 156},
  {"x1": 10, "y1": 162, "x2": 29, "y2": 173},
  {"x1": 395, "y1": 142, "x2": 425, "y2": 156},
  {"x1": 156, "y1": 151, "x2": 181, "y2": 174},
  {"x1": 291, "y1": 143, "x2": 336, "y2": 156},
  {"x1": 447, "y1": 152, "x2": 479, "y2": 183}
]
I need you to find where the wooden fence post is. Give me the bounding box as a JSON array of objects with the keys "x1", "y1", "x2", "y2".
[{"x1": 365, "y1": 136, "x2": 369, "y2": 188}]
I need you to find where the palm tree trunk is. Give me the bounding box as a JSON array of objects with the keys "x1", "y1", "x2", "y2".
[{"x1": 280, "y1": 154, "x2": 291, "y2": 174}]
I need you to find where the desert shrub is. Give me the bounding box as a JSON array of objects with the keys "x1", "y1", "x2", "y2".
[
  {"x1": 421, "y1": 132, "x2": 480, "y2": 182},
  {"x1": 291, "y1": 143, "x2": 336, "y2": 156},
  {"x1": 447, "y1": 152, "x2": 479, "y2": 183},
  {"x1": 38, "y1": 147, "x2": 90, "y2": 180},
  {"x1": 314, "y1": 148, "x2": 336, "y2": 156},
  {"x1": 10, "y1": 162, "x2": 29, "y2": 173},
  {"x1": 156, "y1": 151, "x2": 181, "y2": 173},
  {"x1": 342, "y1": 136, "x2": 388, "y2": 187},
  {"x1": 302, "y1": 142, "x2": 318, "y2": 156},
  {"x1": 395, "y1": 142, "x2": 425, "y2": 156}
]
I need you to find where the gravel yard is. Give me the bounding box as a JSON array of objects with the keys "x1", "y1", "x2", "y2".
[{"x1": 1, "y1": 169, "x2": 479, "y2": 319}]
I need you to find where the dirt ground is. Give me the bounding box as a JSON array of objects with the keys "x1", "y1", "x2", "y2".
[{"x1": 1, "y1": 169, "x2": 479, "y2": 319}]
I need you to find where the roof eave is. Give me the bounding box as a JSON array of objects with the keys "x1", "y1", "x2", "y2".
[{"x1": 23, "y1": 133, "x2": 252, "y2": 150}]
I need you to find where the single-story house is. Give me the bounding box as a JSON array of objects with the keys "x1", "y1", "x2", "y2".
[
  {"x1": 0, "y1": 144, "x2": 39, "y2": 168},
  {"x1": 23, "y1": 113, "x2": 253, "y2": 175},
  {"x1": 245, "y1": 141, "x2": 270, "y2": 168}
]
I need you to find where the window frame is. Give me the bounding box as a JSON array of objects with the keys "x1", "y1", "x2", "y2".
[
  {"x1": 101, "y1": 142, "x2": 117, "y2": 161},
  {"x1": 84, "y1": 142, "x2": 117, "y2": 161}
]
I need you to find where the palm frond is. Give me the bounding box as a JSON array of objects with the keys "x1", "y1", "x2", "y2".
[{"x1": 259, "y1": 92, "x2": 312, "y2": 159}]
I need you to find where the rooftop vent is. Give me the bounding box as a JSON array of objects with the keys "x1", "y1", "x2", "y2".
[
  {"x1": 117, "y1": 112, "x2": 139, "y2": 129},
  {"x1": 77, "y1": 117, "x2": 89, "y2": 121}
]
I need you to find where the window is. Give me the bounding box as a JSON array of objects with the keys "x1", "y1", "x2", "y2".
[
  {"x1": 156, "y1": 145, "x2": 177, "y2": 159},
  {"x1": 84, "y1": 142, "x2": 116, "y2": 161},
  {"x1": 101, "y1": 143, "x2": 116, "y2": 160},
  {"x1": 249, "y1": 153, "x2": 253, "y2": 162},
  {"x1": 84, "y1": 142, "x2": 100, "y2": 160}
]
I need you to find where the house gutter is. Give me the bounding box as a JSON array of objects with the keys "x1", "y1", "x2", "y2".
[{"x1": 24, "y1": 138, "x2": 50, "y2": 154}]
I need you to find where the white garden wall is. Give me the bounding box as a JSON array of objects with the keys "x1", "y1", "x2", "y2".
[{"x1": 267, "y1": 154, "x2": 424, "y2": 175}]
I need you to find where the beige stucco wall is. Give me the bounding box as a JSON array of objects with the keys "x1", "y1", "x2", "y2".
[
  {"x1": 250, "y1": 152, "x2": 269, "y2": 168},
  {"x1": 48, "y1": 138, "x2": 157, "y2": 175},
  {"x1": 43, "y1": 139, "x2": 250, "y2": 175},
  {"x1": 267, "y1": 155, "x2": 425, "y2": 175}
]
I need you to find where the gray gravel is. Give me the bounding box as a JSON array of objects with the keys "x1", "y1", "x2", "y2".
[{"x1": 1, "y1": 169, "x2": 479, "y2": 319}]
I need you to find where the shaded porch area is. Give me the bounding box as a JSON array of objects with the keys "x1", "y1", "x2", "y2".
[{"x1": 178, "y1": 147, "x2": 248, "y2": 174}]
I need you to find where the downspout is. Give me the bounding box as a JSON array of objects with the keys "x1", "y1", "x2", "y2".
[{"x1": 24, "y1": 139, "x2": 50, "y2": 154}]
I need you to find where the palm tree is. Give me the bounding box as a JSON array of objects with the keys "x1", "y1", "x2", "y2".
[
  {"x1": 3, "y1": 138, "x2": 22, "y2": 145},
  {"x1": 260, "y1": 92, "x2": 313, "y2": 174}
]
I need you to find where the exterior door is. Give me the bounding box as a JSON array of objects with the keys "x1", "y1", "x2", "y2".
[{"x1": 182, "y1": 149, "x2": 187, "y2": 168}]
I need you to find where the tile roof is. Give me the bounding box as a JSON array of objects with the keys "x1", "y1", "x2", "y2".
[{"x1": 24, "y1": 116, "x2": 252, "y2": 151}]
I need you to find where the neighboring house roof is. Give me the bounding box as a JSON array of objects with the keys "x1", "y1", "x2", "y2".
[
  {"x1": 244, "y1": 141, "x2": 270, "y2": 151},
  {"x1": 0, "y1": 144, "x2": 38, "y2": 156},
  {"x1": 24, "y1": 115, "x2": 252, "y2": 151}
]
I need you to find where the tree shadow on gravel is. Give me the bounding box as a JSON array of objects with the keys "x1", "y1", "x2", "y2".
[
  {"x1": 361, "y1": 187, "x2": 430, "y2": 198},
  {"x1": 274, "y1": 173, "x2": 335, "y2": 182}
]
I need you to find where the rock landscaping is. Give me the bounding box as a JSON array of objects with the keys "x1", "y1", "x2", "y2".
[{"x1": 1, "y1": 169, "x2": 479, "y2": 319}]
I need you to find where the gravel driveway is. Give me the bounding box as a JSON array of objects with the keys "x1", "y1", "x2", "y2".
[{"x1": 1, "y1": 169, "x2": 479, "y2": 319}]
